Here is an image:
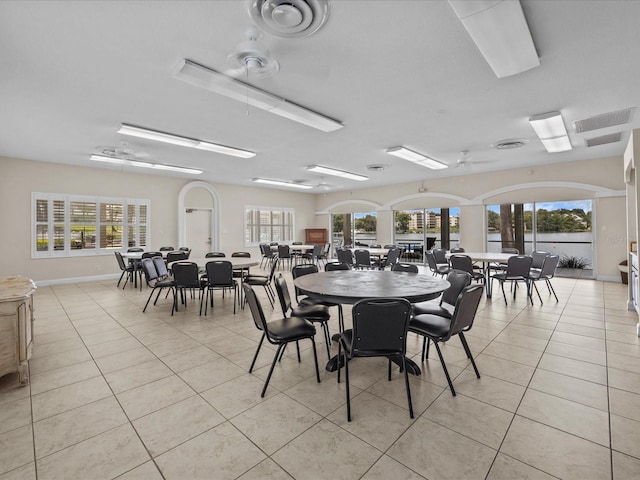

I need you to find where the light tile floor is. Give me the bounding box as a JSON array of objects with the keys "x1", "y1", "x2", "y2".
[{"x1": 2, "y1": 266, "x2": 640, "y2": 479}]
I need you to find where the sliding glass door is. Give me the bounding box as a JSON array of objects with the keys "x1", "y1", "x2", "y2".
[
  {"x1": 394, "y1": 208, "x2": 460, "y2": 263},
  {"x1": 331, "y1": 212, "x2": 377, "y2": 253}
]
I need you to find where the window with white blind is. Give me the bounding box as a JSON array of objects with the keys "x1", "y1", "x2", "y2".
[
  {"x1": 32, "y1": 193, "x2": 149, "y2": 258},
  {"x1": 244, "y1": 206, "x2": 294, "y2": 246}
]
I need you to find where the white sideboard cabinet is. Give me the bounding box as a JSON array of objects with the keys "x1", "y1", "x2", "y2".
[{"x1": 0, "y1": 276, "x2": 36, "y2": 385}]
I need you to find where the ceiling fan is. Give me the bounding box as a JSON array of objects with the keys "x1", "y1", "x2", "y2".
[
  {"x1": 94, "y1": 142, "x2": 149, "y2": 160},
  {"x1": 455, "y1": 150, "x2": 474, "y2": 168},
  {"x1": 313, "y1": 177, "x2": 336, "y2": 190},
  {"x1": 225, "y1": 28, "x2": 280, "y2": 79}
]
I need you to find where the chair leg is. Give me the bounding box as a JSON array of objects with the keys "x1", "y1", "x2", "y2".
[
  {"x1": 401, "y1": 356, "x2": 414, "y2": 418},
  {"x1": 500, "y1": 281, "x2": 508, "y2": 306},
  {"x1": 459, "y1": 332, "x2": 480, "y2": 379},
  {"x1": 533, "y1": 281, "x2": 543, "y2": 305},
  {"x1": 143, "y1": 289, "x2": 156, "y2": 313},
  {"x1": 433, "y1": 341, "x2": 456, "y2": 396},
  {"x1": 249, "y1": 333, "x2": 266, "y2": 373},
  {"x1": 322, "y1": 322, "x2": 331, "y2": 361},
  {"x1": 546, "y1": 278, "x2": 558, "y2": 302},
  {"x1": 153, "y1": 287, "x2": 163, "y2": 306},
  {"x1": 295, "y1": 341, "x2": 301, "y2": 362},
  {"x1": 117, "y1": 271, "x2": 125, "y2": 288},
  {"x1": 343, "y1": 341, "x2": 352, "y2": 422},
  {"x1": 310, "y1": 337, "x2": 321, "y2": 384},
  {"x1": 421, "y1": 336, "x2": 431, "y2": 362},
  {"x1": 261, "y1": 343, "x2": 284, "y2": 397}
]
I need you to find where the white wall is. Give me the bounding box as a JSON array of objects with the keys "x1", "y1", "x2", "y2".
[{"x1": 0, "y1": 157, "x2": 316, "y2": 283}]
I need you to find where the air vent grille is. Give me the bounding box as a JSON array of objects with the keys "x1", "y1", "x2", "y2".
[
  {"x1": 574, "y1": 108, "x2": 635, "y2": 133},
  {"x1": 585, "y1": 132, "x2": 623, "y2": 147}
]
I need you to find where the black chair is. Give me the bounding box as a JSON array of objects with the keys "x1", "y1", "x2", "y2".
[
  {"x1": 302, "y1": 244, "x2": 324, "y2": 266},
  {"x1": 205, "y1": 252, "x2": 226, "y2": 258},
  {"x1": 274, "y1": 273, "x2": 332, "y2": 360},
  {"x1": 171, "y1": 261, "x2": 202, "y2": 315},
  {"x1": 491, "y1": 255, "x2": 533, "y2": 305},
  {"x1": 244, "y1": 257, "x2": 279, "y2": 307},
  {"x1": 159, "y1": 246, "x2": 175, "y2": 251},
  {"x1": 140, "y1": 258, "x2": 176, "y2": 313},
  {"x1": 449, "y1": 247, "x2": 465, "y2": 253},
  {"x1": 278, "y1": 245, "x2": 293, "y2": 269},
  {"x1": 391, "y1": 262, "x2": 419, "y2": 273},
  {"x1": 243, "y1": 284, "x2": 320, "y2": 398},
  {"x1": 491, "y1": 247, "x2": 520, "y2": 273},
  {"x1": 127, "y1": 247, "x2": 144, "y2": 252},
  {"x1": 529, "y1": 254, "x2": 560, "y2": 305},
  {"x1": 433, "y1": 248, "x2": 449, "y2": 266},
  {"x1": 376, "y1": 247, "x2": 401, "y2": 270},
  {"x1": 410, "y1": 284, "x2": 484, "y2": 396},
  {"x1": 412, "y1": 270, "x2": 471, "y2": 361},
  {"x1": 166, "y1": 251, "x2": 188, "y2": 264},
  {"x1": 231, "y1": 251, "x2": 252, "y2": 279},
  {"x1": 259, "y1": 243, "x2": 277, "y2": 268},
  {"x1": 336, "y1": 248, "x2": 354, "y2": 267},
  {"x1": 114, "y1": 251, "x2": 136, "y2": 289},
  {"x1": 426, "y1": 251, "x2": 449, "y2": 277},
  {"x1": 354, "y1": 249, "x2": 373, "y2": 270},
  {"x1": 202, "y1": 261, "x2": 238, "y2": 315},
  {"x1": 231, "y1": 251, "x2": 251, "y2": 257},
  {"x1": 530, "y1": 250, "x2": 550, "y2": 274},
  {"x1": 325, "y1": 261, "x2": 351, "y2": 272},
  {"x1": 178, "y1": 247, "x2": 192, "y2": 258},
  {"x1": 338, "y1": 298, "x2": 413, "y2": 421},
  {"x1": 449, "y1": 254, "x2": 485, "y2": 283}
]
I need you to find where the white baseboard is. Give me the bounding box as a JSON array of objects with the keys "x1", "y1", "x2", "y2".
[{"x1": 35, "y1": 273, "x2": 121, "y2": 287}]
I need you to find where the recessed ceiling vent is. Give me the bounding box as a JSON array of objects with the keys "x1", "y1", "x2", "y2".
[
  {"x1": 366, "y1": 164, "x2": 387, "y2": 171},
  {"x1": 248, "y1": 0, "x2": 330, "y2": 39},
  {"x1": 585, "y1": 132, "x2": 623, "y2": 147},
  {"x1": 574, "y1": 107, "x2": 635, "y2": 133},
  {"x1": 492, "y1": 138, "x2": 529, "y2": 150}
]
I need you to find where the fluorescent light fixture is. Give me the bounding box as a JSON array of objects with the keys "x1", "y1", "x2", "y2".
[
  {"x1": 529, "y1": 111, "x2": 572, "y2": 153},
  {"x1": 118, "y1": 123, "x2": 255, "y2": 159},
  {"x1": 386, "y1": 147, "x2": 448, "y2": 170},
  {"x1": 89, "y1": 154, "x2": 202, "y2": 175},
  {"x1": 449, "y1": 0, "x2": 539, "y2": 78},
  {"x1": 306, "y1": 165, "x2": 369, "y2": 181},
  {"x1": 252, "y1": 178, "x2": 313, "y2": 189},
  {"x1": 173, "y1": 59, "x2": 343, "y2": 133}
]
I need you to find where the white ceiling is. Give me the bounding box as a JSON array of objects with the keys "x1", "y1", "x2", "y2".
[{"x1": 1, "y1": 0, "x2": 639, "y2": 191}]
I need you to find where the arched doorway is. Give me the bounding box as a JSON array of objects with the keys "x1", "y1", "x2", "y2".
[{"x1": 178, "y1": 181, "x2": 220, "y2": 257}]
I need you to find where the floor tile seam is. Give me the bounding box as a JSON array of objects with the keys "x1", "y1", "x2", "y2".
[
  {"x1": 29, "y1": 367, "x2": 104, "y2": 398},
  {"x1": 607, "y1": 386, "x2": 640, "y2": 423},
  {"x1": 32, "y1": 415, "x2": 131, "y2": 462},
  {"x1": 478, "y1": 345, "x2": 542, "y2": 367},
  {"x1": 604, "y1": 336, "x2": 640, "y2": 349},
  {"x1": 543, "y1": 336, "x2": 606, "y2": 353},
  {"x1": 485, "y1": 451, "x2": 564, "y2": 480},
  {"x1": 444, "y1": 389, "x2": 524, "y2": 416},
  {"x1": 117, "y1": 387, "x2": 200, "y2": 422},
  {"x1": 525, "y1": 382, "x2": 609, "y2": 413},
  {"x1": 607, "y1": 363, "x2": 640, "y2": 378},
  {"x1": 611, "y1": 445, "x2": 640, "y2": 463}
]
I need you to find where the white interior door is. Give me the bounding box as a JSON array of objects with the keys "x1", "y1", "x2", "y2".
[{"x1": 185, "y1": 208, "x2": 212, "y2": 257}]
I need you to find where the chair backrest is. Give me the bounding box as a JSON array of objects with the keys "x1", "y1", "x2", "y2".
[
  {"x1": 354, "y1": 249, "x2": 371, "y2": 266},
  {"x1": 142, "y1": 251, "x2": 162, "y2": 259},
  {"x1": 449, "y1": 254, "x2": 474, "y2": 275},
  {"x1": 350, "y1": 298, "x2": 412, "y2": 357},
  {"x1": 152, "y1": 256, "x2": 169, "y2": 279},
  {"x1": 159, "y1": 246, "x2": 175, "y2": 251},
  {"x1": 179, "y1": 247, "x2": 191, "y2": 258},
  {"x1": 205, "y1": 261, "x2": 234, "y2": 286},
  {"x1": 206, "y1": 252, "x2": 226, "y2": 258},
  {"x1": 530, "y1": 250, "x2": 550, "y2": 269},
  {"x1": 243, "y1": 284, "x2": 268, "y2": 333},
  {"x1": 383, "y1": 245, "x2": 396, "y2": 249},
  {"x1": 540, "y1": 254, "x2": 560, "y2": 278},
  {"x1": 505, "y1": 255, "x2": 533, "y2": 278},
  {"x1": 312, "y1": 244, "x2": 324, "y2": 256},
  {"x1": 167, "y1": 251, "x2": 188, "y2": 263},
  {"x1": 267, "y1": 257, "x2": 279, "y2": 281},
  {"x1": 292, "y1": 241, "x2": 302, "y2": 245},
  {"x1": 385, "y1": 248, "x2": 401, "y2": 266},
  {"x1": 501, "y1": 247, "x2": 520, "y2": 254},
  {"x1": 425, "y1": 251, "x2": 438, "y2": 272},
  {"x1": 391, "y1": 263, "x2": 419, "y2": 273},
  {"x1": 141, "y1": 258, "x2": 158, "y2": 285},
  {"x1": 172, "y1": 262, "x2": 200, "y2": 288},
  {"x1": 325, "y1": 261, "x2": 351, "y2": 271},
  {"x1": 274, "y1": 273, "x2": 293, "y2": 315},
  {"x1": 231, "y1": 251, "x2": 251, "y2": 258},
  {"x1": 270, "y1": 242, "x2": 279, "y2": 246},
  {"x1": 127, "y1": 247, "x2": 144, "y2": 252},
  {"x1": 432, "y1": 248, "x2": 448, "y2": 264},
  {"x1": 336, "y1": 248, "x2": 354, "y2": 265},
  {"x1": 114, "y1": 251, "x2": 127, "y2": 270},
  {"x1": 278, "y1": 244, "x2": 291, "y2": 258},
  {"x1": 441, "y1": 270, "x2": 472, "y2": 307},
  {"x1": 449, "y1": 247, "x2": 465, "y2": 253},
  {"x1": 447, "y1": 284, "x2": 484, "y2": 339},
  {"x1": 291, "y1": 263, "x2": 319, "y2": 300}
]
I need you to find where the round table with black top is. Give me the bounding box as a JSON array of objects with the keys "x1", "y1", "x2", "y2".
[{"x1": 294, "y1": 270, "x2": 449, "y2": 374}]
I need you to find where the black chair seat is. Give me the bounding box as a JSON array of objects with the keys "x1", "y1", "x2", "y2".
[
  {"x1": 298, "y1": 296, "x2": 338, "y2": 309},
  {"x1": 291, "y1": 303, "x2": 330, "y2": 321},
  {"x1": 412, "y1": 302, "x2": 453, "y2": 318},
  {"x1": 266, "y1": 316, "x2": 317, "y2": 341},
  {"x1": 244, "y1": 275, "x2": 268, "y2": 283},
  {"x1": 410, "y1": 314, "x2": 451, "y2": 339}
]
